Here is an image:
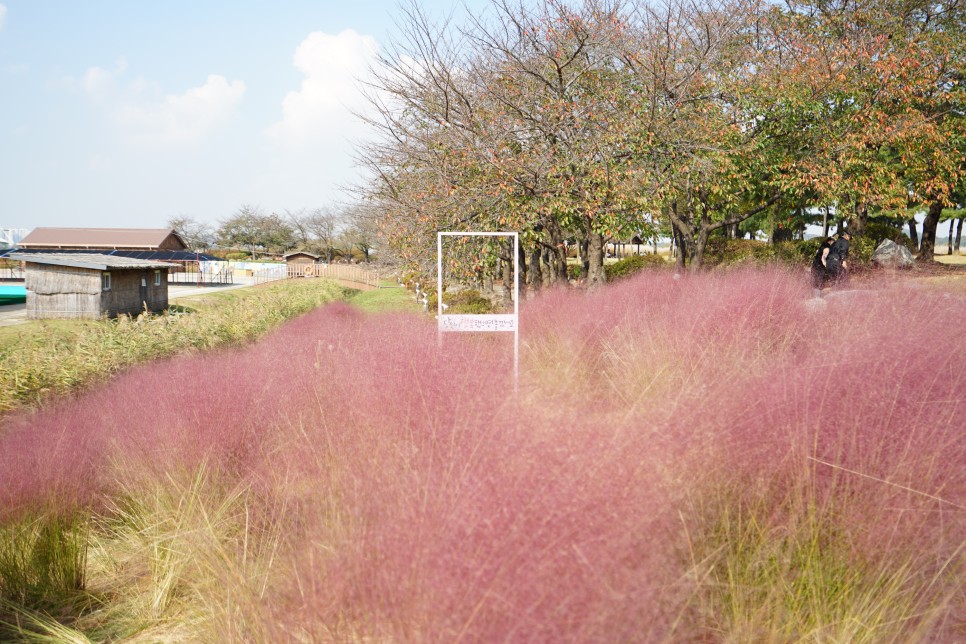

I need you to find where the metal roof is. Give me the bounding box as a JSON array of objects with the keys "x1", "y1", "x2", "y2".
[
  {"x1": 0, "y1": 248, "x2": 223, "y2": 262},
  {"x1": 6, "y1": 253, "x2": 178, "y2": 271},
  {"x1": 18, "y1": 227, "x2": 188, "y2": 250}
]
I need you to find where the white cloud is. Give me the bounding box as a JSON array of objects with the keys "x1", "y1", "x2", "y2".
[
  {"x1": 0, "y1": 5, "x2": 7, "y2": 31},
  {"x1": 115, "y1": 74, "x2": 245, "y2": 147},
  {"x1": 266, "y1": 29, "x2": 379, "y2": 147},
  {"x1": 69, "y1": 57, "x2": 128, "y2": 102},
  {"x1": 66, "y1": 60, "x2": 244, "y2": 147},
  {"x1": 81, "y1": 66, "x2": 116, "y2": 99}
]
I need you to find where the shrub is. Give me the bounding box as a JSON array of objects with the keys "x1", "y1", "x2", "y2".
[
  {"x1": 428, "y1": 288, "x2": 494, "y2": 314},
  {"x1": 703, "y1": 238, "x2": 776, "y2": 267},
  {"x1": 863, "y1": 221, "x2": 912, "y2": 250},
  {"x1": 605, "y1": 253, "x2": 667, "y2": 281},
  {"x1": 848, "y1": 235, "x2": 878, "y2": 265},
  {"x1": 774, "y1": 239, "x2": 820, "y2": 265}
]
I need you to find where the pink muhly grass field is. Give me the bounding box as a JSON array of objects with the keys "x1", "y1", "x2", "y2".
[{"x1": 0, "y1": 268, "x2": 964, "y2": 640}]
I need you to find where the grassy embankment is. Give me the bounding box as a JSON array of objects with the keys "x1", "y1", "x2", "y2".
[
  {"x1": 0, "y1": 268, "x2": 964, "y2": 641},
  {"x1": 0, "y1": 278, "x2": 356, "y2": 414}
]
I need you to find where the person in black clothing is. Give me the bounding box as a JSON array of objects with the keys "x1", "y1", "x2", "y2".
[
  {"x1": 826, "y1": 230, "x2": 853, "y2": 286},
  {"x1": 810, "y1": 236, "x2": 835, "y2": 296}
]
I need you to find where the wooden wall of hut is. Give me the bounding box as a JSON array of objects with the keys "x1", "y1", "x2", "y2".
[
  {"x1": 25, "y1": 264, "x2": 101, "y2": 319},
  {"x1": 25, "y1": 264, "x2": 169, "y2": 319},
  {"x1": 101, "y1": 269, "x2": 169, "y2": 317}
]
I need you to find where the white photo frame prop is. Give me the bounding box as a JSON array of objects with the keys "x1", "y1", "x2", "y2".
[{"x1": 437, "y1": 232, "x2": 519, "y2": 386}]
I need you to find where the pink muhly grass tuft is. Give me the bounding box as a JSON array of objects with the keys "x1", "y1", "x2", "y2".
[{"x1": 0, "y1": 269, "x2": 963, "y2": 640}]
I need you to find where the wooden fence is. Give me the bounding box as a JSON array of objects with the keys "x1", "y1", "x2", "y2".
[{"x1": 254, "y1": 263, "x2": 380, "y2": 288}]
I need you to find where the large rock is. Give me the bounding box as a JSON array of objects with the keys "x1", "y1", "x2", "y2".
[{"x1": 872, "y1": 239, "x2": 914, "y2": 269}]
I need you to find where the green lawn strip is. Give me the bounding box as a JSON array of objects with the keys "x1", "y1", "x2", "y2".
[
  {"x1": 0, "y1": 279, "x2": 348, "y2": 414},
  {"x1": 346, "y1": 285, "x2": 422, "y2": 314}
]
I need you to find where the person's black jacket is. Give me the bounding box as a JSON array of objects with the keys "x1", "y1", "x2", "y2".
[
  {"x1": 812, "y1": 239, "x2": 833, "y2": 271},
  {"x1": 830, "y1": 237, "x2": 850, "y2": 262},
  {"x1": 826, "y1": 237, "x2": 850, "y2": 276}
]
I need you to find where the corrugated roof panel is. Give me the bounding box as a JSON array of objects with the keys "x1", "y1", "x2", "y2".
[
  {"x1": 6, "y1": 253, "x2": 178, "y2": 271},
  {"x1": 18, "y1": 227, "x2": 187, "y2": 250}
]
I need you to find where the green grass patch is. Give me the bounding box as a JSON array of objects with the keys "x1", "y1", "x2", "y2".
[
  {"x1": 0, "y1": 511, "x2": 90, "y2": 637},
  {"x1": 346, "y1": 286, "x2": 422, "y2": 314},
  {"x1": 686, "y1": 479, "x2": 942, "y2": 641}
]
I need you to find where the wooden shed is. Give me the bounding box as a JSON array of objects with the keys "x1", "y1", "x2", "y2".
[
  {"x1": 283, "y1": 251, "x2": 320, "y2": 277},
  {"x1": 7, "y1": 253, "x2": 176, "y2": 319},
  {"x1": 283, "y1": 251, "x2": 319, "y2": 265}
]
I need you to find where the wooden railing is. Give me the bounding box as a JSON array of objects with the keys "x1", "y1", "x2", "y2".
[{"x1": 254, "y1": 263, "x2": 380, "y2": 288}]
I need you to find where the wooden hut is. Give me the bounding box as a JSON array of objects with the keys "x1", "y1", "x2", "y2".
[
  {"x1": 7, "y1": 253, "x2": 176, "y2": 319},
  {"x1": 283, "y1": 251, "x2": 320, "y2": 277}
]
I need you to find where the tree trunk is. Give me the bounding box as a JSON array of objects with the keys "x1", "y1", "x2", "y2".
[
  {"x1": 540, "y1": 248, "x2": 556, "y2": 288},
  {"x1": 501, "y1": 250, "x2": 513, "y2": 308},
  {"x1": 955, "y1": 218, "x2": 963, "y2": 256},
  {"x1": 547, "y1": 222, "x2": 569, "y2": 285},
  {"x1": 852, "y1": 201, "x2": 868, "y2": 235},
  {"x1": 672, "y1": 224, "x2": 686, "y2": 273},
  {"x1": 918, "y1": 201, "x2": 943, "y2": 263},
  {"x1": 947, "y1": 218, "x2": 955, "y2": 256},
  {"x1": 908, "y1": 218, "x2": 919, "y2": 250},
  {"x1": 517, "y1": 241, "x2": 528, "y2": 299},
  {"x1": 822, "y1": 206, "x2": 830, "y2": 237},
  {"x1": 529, "y1": 246, "x2": 542, "y2": 291},
  {"x1": 585, "y1": 232, "x2": 606, "y2": 287},
  {"x1": 692, "y1": 226, "x2": 710, "y2": 270}
]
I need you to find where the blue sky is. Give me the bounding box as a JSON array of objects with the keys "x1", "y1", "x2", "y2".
[{"x1": 0, "y1": 1, "x2": 483, "y2": 231}]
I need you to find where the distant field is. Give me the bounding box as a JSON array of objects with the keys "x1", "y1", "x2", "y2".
[{"x1": 934, "y1": 252, "x2": 966, "y2": 265}]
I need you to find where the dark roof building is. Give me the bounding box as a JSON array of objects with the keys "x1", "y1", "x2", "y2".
[{"x1": 18, "y1": 227, "x2": 188, "y2": 251}]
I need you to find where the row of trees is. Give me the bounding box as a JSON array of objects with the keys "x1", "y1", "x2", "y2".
[
  {"x1": 358, "y1": 0, "x2": 965, "y2": 283},
  {"x1": 168, "y1": 205, "x2": 379, "y2": 262}
]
